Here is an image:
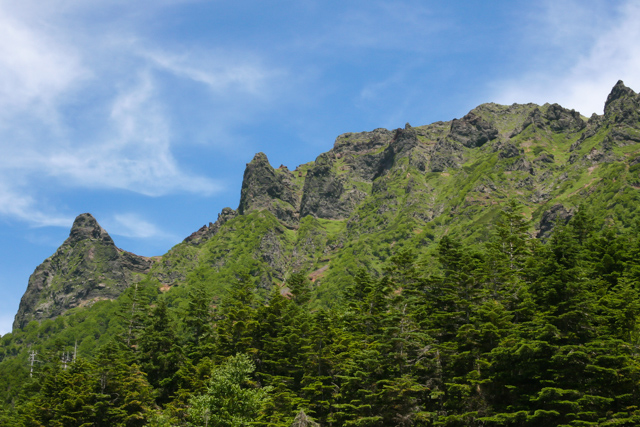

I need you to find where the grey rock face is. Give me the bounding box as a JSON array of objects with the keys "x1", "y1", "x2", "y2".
[
  {"x1": 375, "y1": 128, "x2": 429, "y2": 176},
  {"x1": 13, "y1": 214, "x2": 153, "y2": 330},
  {"x1": 534, "y1": 152, "x2": 555, "y2": 164},
  {"x1": 544, "y1": 104, "x2": 586, "y2": 132},
  {"x1": 449, "y1": 112, "x2": 499, "y2": 148},
  {"x1": 238, "y1": 153, "x2": 301, "y2": 226},
  {"x1": 603, "y1": 80, "x2": 640, "y2": 132},
  {"x1": 497, "y1": 142, "x2": 521, "y2": 159},
  {"x1": 515, "y1": 104, "x2": 586, "y2": 136},
  {"x1": 605, "y1": 80, "x2": 637, "y2": 114},
  {"x1": 333, "y1": 129, "x2": 394, "y2": 181},
  {"x1": 300, "y1": 153, "x2": 366, "y2": 220},
  {"x1": 429, "y1": 138, "x2": 463, "y2": 172}
]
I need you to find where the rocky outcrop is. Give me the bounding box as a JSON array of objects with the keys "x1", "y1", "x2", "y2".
[
  {"x1": 496, "y1": 142, "x2": 521, "y2": 159},
  {"x1": 602, "y1": 81, "x2": 640, "y2": 147},
  {"x1": 449, "y1": 112, "x2": 499, "y2": 148},
  {"x1": 238, "y1": 153, "x2": 301, "y2": 226},
  {"x1": 375, "y1": 128, "x2": 429, "y2": 176},
  {"x1": 13, "y1": 214, "x2": 153, "y2": 330},
  {"x1": 604, "y1": 80, "x2": 639, "y2": 120},
  {"x1": 429, "y1": 138, "x2": 463, "y2": 172},
  {"x1": 184, "y1": 207, "x2": 238, "y2": 245},
  {"x1": 300, "y1": 153, "x2": 367, "y2": 220},
  {"x1": 511, "y1": 104, "x2": 585, "y2": 137},
  {"x1": 334, "y1": 129, "x2": 393, "y2": 182},
  {"x1": 544, "y1": 104, "x2": 586, "y2": 133}
]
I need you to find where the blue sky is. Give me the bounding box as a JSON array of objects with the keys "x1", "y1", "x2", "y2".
[{"x1": 1, "y1": 0, "x2": 639, "y2": 335}]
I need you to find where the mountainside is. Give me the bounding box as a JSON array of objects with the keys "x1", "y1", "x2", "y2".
[
  {"x1": 13, "y1": 214, "x2": 154, "y2": 330},
  {"x1": 5, "y1": 80, "x2": 640, "y2": 427},
  {"x1": 13, "y1": 80, "x2": 640, "y2": 328}
]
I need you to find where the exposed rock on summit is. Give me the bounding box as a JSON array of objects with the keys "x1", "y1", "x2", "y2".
[
  {"x1": 238, "y1": 152, "x2": 301, "y2": 226},
  {"x1": 13, "y1": 214, "x2": 153, "y2": 329},
  {"x1": 449, "y1": 112, "x2": 499, "y2": 148},
  {"x1": 603, "y1": 80, "x2": 640, "y2": 132}
]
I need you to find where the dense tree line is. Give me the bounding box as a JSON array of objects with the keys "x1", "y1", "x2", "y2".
[{"x1": 2, "y1": 202, "x2": 640, "y2": 426}]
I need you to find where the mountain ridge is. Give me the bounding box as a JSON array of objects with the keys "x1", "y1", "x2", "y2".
[{"x1": 13, "y1": 80, "x2": 640, "y2": 330}]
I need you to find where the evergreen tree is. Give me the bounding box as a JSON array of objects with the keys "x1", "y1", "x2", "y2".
[
  {"x1": 92, "y1": 340, "x2": 155, "y2": 426},
  {"x1": 138, "y1": 298, "x2": 184, "y2": 406},
  {"x1": 215, "y1": 272, "x2": 259, "y2": 358},
  {"x1": 287, "y1": 272, "x2": 312, "y2": 306},
  {"x1": 188, "y1": 353, "x2": 270, "y2": 427},
  {"x1": 183, "y1": 281, "x2": 214, "y2": 359},
  {"x1": 254, "y1": 288, "x2": 311, "y2": 426}
]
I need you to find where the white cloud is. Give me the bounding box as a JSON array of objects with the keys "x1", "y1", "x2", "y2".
[
  {"x1": 0, "y1": 0, "x2": 245, "y2": 227},
  {"x1": 42, "y1": 73, "x2": 222, "y2": 196},
  {"x1": 143, "y1": 49, "x2": 276, "y2": 96},
  {"x1": 0, "y1": 182, "x2": 73, "y2": 227},
  {"x1": 0, "y1": 2, "x2": 88, "y2": 126},
  {"x1": 108, "y1": 213, "x2": 174, "y2": 239},
  {"x1": 492, "y1": 0, "x2": 640, "y2": 115}
]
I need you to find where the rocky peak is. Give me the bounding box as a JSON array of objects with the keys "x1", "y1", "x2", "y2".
[
  {"x1": 69, "y1": 213, "x2": 114, "y2": 244},
  {"x1": 604, "y1": 80, "x2": 636, "y2": 113},
  {"x1": 603, "y1": 80, "x2": 640, "y2": 128},
  {"x1": 375, "y1": 127, "x2": 429, "y2": 174},
  {"x1": 238, "y1": 152, "x2": 301, "y2": 226},
  {"x1": 332, "y1": 128, "x2": 393, "y2": 156},
  {"x1": 544, "y1": 104, "x2": 586, "y2": 132},
  {"x1": 183, "y1": 207, "x2": 238, "y2": 245},
  {"x1": 13, "y1": 214, "x2": 153, "y2": 330},
  {"x1": 449, "y1": 112, "x2": 499, "y2": 148}
]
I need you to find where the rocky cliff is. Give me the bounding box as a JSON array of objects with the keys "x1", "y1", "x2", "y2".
[{"x1": 13, "y1": 214, "x2": 154, "y2": 329}]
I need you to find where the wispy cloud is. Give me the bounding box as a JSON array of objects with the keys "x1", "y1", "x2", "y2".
[
  {"x1": 0, "y1": 2, "x2": 88, "y2": 127},
  {"x1": 143, "y1": 49, "x2": 277, "y2": 96},
  {"x1": 492, "y1": 0, "x2": 640, "y2": 115},
  {"x1": 0, "y1": 182, "x2": 73, "y2": 227},
  {"x1": 41, "y1": 72, "x2": 222, "y2": 196},
  {"x1": 108, "y1": 213, "x2": 175, "y2": 239},
  {"x1": 0, "y1": 0, "x2": 269, "y2": 227}
]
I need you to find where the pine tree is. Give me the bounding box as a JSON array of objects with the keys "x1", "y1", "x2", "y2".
[{"x1": 287, "y1": 272, "x2": 312, "y2": 306}]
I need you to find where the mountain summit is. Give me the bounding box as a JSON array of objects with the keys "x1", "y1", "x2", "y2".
[{"x1": 13, "y1": 214, "x2": 153, "y2": 329}]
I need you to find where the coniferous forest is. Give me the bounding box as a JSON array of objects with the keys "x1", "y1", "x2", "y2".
[{"x1": 3, "y1": 202, "x2": 640, "y2": 426}]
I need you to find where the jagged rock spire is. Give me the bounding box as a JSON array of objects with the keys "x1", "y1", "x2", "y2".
[
  {"x1": 605, "y1": 80, "x2": 636, "y2": 112},
  {"x1": 237, "y1": 152, "x2": 301, "y2": 226},
  {"x1": 69, "y1": 213, "x2": 114, "y2": 244}
]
